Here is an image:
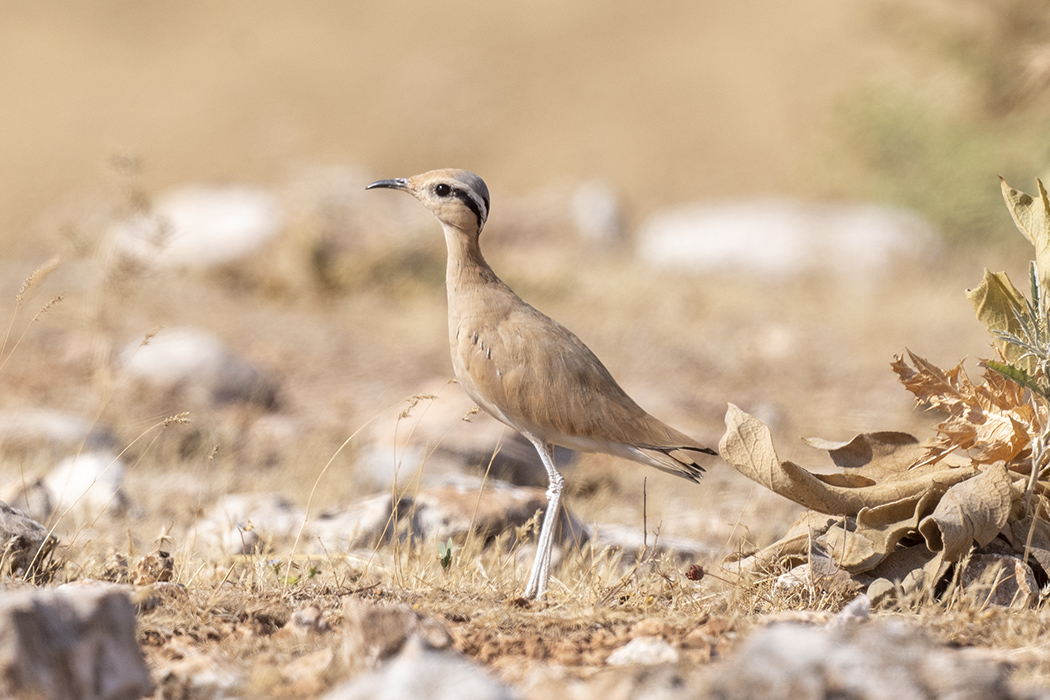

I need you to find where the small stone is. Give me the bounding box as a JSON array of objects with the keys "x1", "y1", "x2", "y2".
[
  {"x1": 119, "y1": 326, "x2": 278, "y2": 408},
  {"x1": 155, "y1": 651, "x2": 240, "y2": 700},
  {"x1": 342, "y1": 598, "x2": 452, "y2": 671},
  {"x1": 132, "y1": 581, "x2": 187, "y2": 613},
  {"x1": 0, "y1": 500, "x2": 57, "y2": 579},
  {"x1": 0, "y1": 409, "x2": 115, "y2": 454},
  {"x1": 112, "y1": 184, "x2": 285, "y2": 270},
  {"x1": 866, "y1": 578, "x2": 896, "y2": 608},
  {"x1": 286, "y1": 605, "x2": 330, "y2": 635},
  {"x1": 323, "y1": 637, "x2": 512, "y2": 700},
  {"x1": 132, "y1": 549, "x2": 173, "y2": 585},
  {"x1": 571, "y1": 180, "x2": 624, "y2": 244},
  {"x1": 901, "y1": 569, "x2": 926, "y2": 596},
  {"x1": 309, "y1": 493, "x2": 402, "y2": 553},
  {"x1": 44, "y1": 451, "x2": 128, "y2": 518},
  {"x1": 101, "y1": 551, "x2": 129, "y2": 582},
  {"x1": 0, "y1": 584, "x2": 151, "y2": 699},
  {"x1": 826, "y1": 594, "x2": 870, "y2": 629},
  {"x1": 960, "y1": 553, "x2": 1038, "y2": 609},
  {"x1": 773, "y1": 564, "x2": 810, "y2": 594},
  {"x1": 605, "y1": 636, "x2": 679, "y2": 666}
]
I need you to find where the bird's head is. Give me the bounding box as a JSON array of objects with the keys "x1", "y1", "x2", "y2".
[{"x1": 366, "y1": 169, "x2": 490, "y2": 236}]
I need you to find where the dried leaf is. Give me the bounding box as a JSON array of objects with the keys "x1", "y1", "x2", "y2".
[
  {"x1": 808, "y1": 535, "x2": 841, "y2": 579},
  {"x1": 918, "y1": 462, "x2": 1013, "y2": 560},
  {"x1": 966, "y1": 269, "x2": 1032, "y2": 372},
  {"x1": 866, "y1": 543, "x2": 939, "y2": 584},
  {"x1": 812, "y1": 472, "x2": 876, "y2": 488},
  {"x1": 1000, "y1": 177, "x2": 1050, "y2": 291},
  {"x1": 855, "y1": 488, "x2": 946, "y2": 556},
  {"x1": 803, "y1": 431, "x2": 924, "y2": 479},
  {"x1": 720, "y1": 404, "x2": 978, "y2": 516},
  {"x1": 728, "y1": 512, "x2": 837, "y2": 573},
  {"x1": 891, "y1": 352, "x2": 1034, "y2": 465},
  {"x1": 822, "y1": 523, "x2": 882, "y2": 572}
]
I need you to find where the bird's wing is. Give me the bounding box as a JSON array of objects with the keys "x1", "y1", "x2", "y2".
[{"x1": 454, "y1": 293, "x2": 714, "y2": 464}]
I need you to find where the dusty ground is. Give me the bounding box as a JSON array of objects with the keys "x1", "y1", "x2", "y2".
[{"x1": 2, "y1": 2, "x2": 1048, "y2": 698}]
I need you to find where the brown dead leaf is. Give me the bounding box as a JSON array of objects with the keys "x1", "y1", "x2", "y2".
[
  {"x1": 803, "y1": 431, "x2": 924, "y2": 478},
  {"x1": 891, "y1": 351, "x2": 1035, "y2": 466},
  {"x1": 854, "y1": 488, "x2": 946, "y2": 558},
  {"x1": 866, "y1": 543, "x2": 939, "y2": 584},
  {"x1": 822, "y1": 523, "x2": 882, "y2": 572},
  {"x1": 811, "y1": 472, "x2": 877, "y2": 488},
  {"x1": 720, "y1": 404, "x2": 978, "y2": 516},
  {"x1": 727, "y1": 511, "x2": 837, "y2": 573},
  {"x1": 918, "y1": 462, "x2": 1013, "y2": 560}
]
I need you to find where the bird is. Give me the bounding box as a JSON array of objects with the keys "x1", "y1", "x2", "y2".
[{"x1": 367, "y1": 169, "x2": 716, "y2": 599}]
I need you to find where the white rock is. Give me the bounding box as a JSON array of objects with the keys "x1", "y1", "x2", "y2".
[
  {"x1": 410, "y1": 476, "x2": 587, "y2": 547},
  {"x1": 826, "y1": 594, "x2": 871, "y2": 629},
  {"x1": 151, "y1": 651, "x2": 240, "y2": 700},
  {"x1": 0, "y1": 409, "x2": 114, "y2": 452},
  {"x1": 589, "y1": 522, "x2": 718, "y2": 562},
  {"x1": 358, "y1": 381, "x2": 572, "y2": 492},
  {"x1": 707, "y1": 621, "x2": 1013, "y2": 700},
  {"x1": 0, "y1": 501, "x2": 57, "y2": 577},
  {"x1": 44, "y1": 451, "x2": 127, "y2": 517},
  {"x1": 637, "y1": 199, "x2": 938, "y2": 277},
  {"x1": 324, "y1": 636, "x2": 511, "y2": 700},
  {"x1": 202, "y1": 492, "x2": 304, "y2": 554},
  {"x1": 308, "y1": 493, "x2": 401, "y2": 553},
  {"x1": 342, "y1": 599, "x2": 452, "y2": 671},
  {"x1": 960, "y1": 553, "x2": 1038, "y2": 609},
  {"x1": 112, "y1": 185, "x2": 285, "y2": 269},
  {"x1": 119, "y1": 326, "x2": 277, "y2": 407},
  {"x1": 572, "y1": 180, "x2": 624, "y2": 244},
  {"x1": 0, "y1": 583, "x2": 151, "y2": 700},
  {"x1": 606, "y1": 636, "x2": 680, "y2": 666}
]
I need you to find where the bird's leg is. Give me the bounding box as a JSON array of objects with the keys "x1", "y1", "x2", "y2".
[{"x1": 523, "y1": 438, "x2": 564, "y2": 600}]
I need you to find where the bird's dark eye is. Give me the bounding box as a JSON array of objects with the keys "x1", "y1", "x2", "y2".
[{"x1": 435, "y1": 184, "x2": 451, "y2": 197}]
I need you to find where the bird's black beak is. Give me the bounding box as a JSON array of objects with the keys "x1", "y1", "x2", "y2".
[{"x1": 365, "y1": 178, "x2": 410, "y2": 191}]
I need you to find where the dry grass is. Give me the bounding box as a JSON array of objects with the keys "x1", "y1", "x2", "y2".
[
  {"x1": 1, "y1": 6, "x2": 1048, "y2": 696},
  {"x1": 3, "y1": 215, "x2": 1050, "y2": 696}
]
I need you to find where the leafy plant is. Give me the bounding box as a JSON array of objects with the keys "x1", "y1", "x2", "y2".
[
  {"x1": 719, "y1": 177, "x2": 1050, "y2": 605},
  {"x1": 439, "y1": 538, "x2": 453, "y2": 571}
]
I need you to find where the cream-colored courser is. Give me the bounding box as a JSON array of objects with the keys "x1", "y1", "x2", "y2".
[{"x1": 367, "y1": 169, "x2": 715, "y2": 599}]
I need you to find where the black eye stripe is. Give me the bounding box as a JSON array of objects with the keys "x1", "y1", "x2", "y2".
[{"x1": 451, "y1": 187, "x2": 486, "y2": 230}]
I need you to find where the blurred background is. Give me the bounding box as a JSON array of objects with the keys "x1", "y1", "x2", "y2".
[
  {"x1": 1, "y1": 0, "x2": 1050, "y2": 558},
  {"x1": 2, "y1": 0, "x2": 1045, "y2": 246}
]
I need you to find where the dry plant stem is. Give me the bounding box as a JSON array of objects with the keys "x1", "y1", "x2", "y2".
[
  {"x1": 29, "y1": 413, "x2": 190, "y2": 578},
  {"x1": 1, "y1": 258, "x2": 61, "y2": 362},
  {"x1": 467, "y1": 430, "x2": 504, "y2": 543},
  {"x1": 288, "y1": 395, "x2": 412, "y2": 569},
  {"x1": 643, "y1": 477, "x2": 648, "y2": 550},
  {"x1": 1021, "y1": 403, "x2": 1050, "y2": 568},
  {"x1": 389, "y1": 395, "x2": 444, "y2": 588},
  {"x1": 346, "y1": 393, "x2": 446, "y2": 591},
  {"x1": 0, "y1": 296, "x2": 63, "y2": 374}
]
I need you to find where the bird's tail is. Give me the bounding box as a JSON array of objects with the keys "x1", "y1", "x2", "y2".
[{"x1": 632, "y1": 443, "x2": 716, "y2": 484}]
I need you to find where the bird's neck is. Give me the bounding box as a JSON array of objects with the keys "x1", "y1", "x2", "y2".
[{"x1": 443, "y1": 225, "x2": 501, "y2": 298}]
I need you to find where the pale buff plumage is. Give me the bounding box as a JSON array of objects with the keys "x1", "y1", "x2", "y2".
[{"x1": 367, "y1": 169, "x2": 715, "y2": 599}]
